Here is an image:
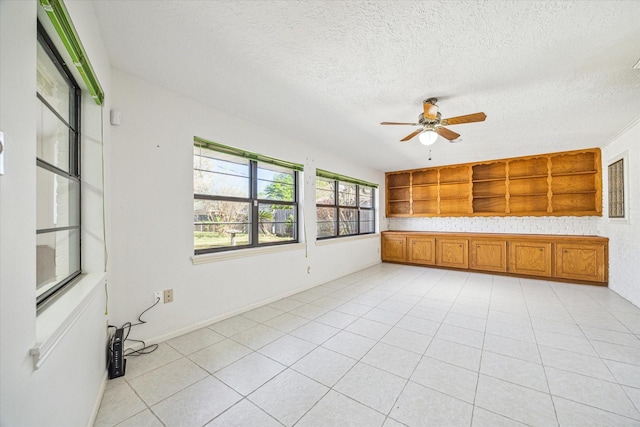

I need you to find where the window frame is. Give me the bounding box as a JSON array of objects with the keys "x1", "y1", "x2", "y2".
[
  {"x1": 607, "y1": 152, "x2": 629, "y2": 222},
  {"x1": 316, "y1": 172, "x2": 377, "y2": 240},
  {"x1": 193, "y1": 140, "x2": 301, "y2": 254},
  {"x1": 36, "y1": 21, "x2": 82, "y2": 308}
]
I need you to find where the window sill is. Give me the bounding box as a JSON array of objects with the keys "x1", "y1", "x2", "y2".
[
  {"x1": 191, "y1": 242, "x2": 307, "y2": 265},
  {"x1": 316, "y1": 233, "x2": 380, "y2": 246},
  {"x1": 31, "y1": 272, "x2": 106, "y2": 370}
]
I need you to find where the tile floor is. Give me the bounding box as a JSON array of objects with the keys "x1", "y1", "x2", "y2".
[{"x1": 94, "y1": 263, "x2": 640, "y2": 426}]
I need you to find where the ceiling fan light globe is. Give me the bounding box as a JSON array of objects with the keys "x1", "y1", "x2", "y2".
[{"x1": 419, "y1": 130, "x2": 438, "y2": 145}]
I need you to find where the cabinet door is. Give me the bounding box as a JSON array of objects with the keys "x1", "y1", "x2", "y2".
[
  {"x1": 408, "y1": 237, "x2": 436, "y2": 265},
  {"x1": 470, "y1": 240, "x2": 507, "y2": 272},
  {"x1": 437, "y1": 238, "x2": 469, "y2": 268},
  {"x1": 555, "y1": 243, "x2": 606, "y2": 283},
  {"x1": 381, "y1": 235, "x2": 407, "y2": 262},
  {"x1": 509, "y1": 241, "x2": 552, "y2": 277}
]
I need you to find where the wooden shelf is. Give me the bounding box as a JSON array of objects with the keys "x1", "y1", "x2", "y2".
[
  {"x1": 474, "y1": 194, "x2": 506, "y2": 199},
  {"x1": 473, "y1": 178, "x2": 506, "y2": 183},
  {"x1": 440, "y1": 196, "x2": 470, "y2": 201},
  {"x1": 385, "y1": 148, "x2": 601, "y2": 218},
  {"x1": 553, "y1": 190, "x2": 597, "y2": 195},
  {"x1": 551, "y1": 170, "x2": 597, "y2": 177},
  {"x1": 509, "y1": 174, "x2": 548, "y2": 180}
]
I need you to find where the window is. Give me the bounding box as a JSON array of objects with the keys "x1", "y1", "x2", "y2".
[
  {"x1": 608, "y1": 158, "x2": 625, "y2": 218},
  {"x1": 36, "y1": 23, "x2": 82, "y2": 307},
  {"x1": 316, "y1": 170, "x2": 376, "y2": 239},
  {"x1": 193, "y1": 138, "x2": 302, "y2": 254}
]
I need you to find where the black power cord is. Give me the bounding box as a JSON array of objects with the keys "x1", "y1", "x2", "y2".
[{"x1": 108, "y1": 296, "x2": 161, "y2": 358}]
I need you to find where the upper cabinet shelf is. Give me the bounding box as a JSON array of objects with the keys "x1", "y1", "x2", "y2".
[{"x1": 385, "y1": 148, "x2": 601, "y2": 218}]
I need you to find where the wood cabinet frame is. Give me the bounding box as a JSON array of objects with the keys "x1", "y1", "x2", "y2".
[
  {"x1": 381, "y1": 231, "x2": 608, "y2": 285},
  {"x1": 386, "y1": 148, "x2": 602, "y2": 218}
]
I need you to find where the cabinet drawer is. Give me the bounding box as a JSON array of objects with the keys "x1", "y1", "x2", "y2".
[
  {"x1": 408, "y1": 237, "x2": 436, "y2": 265},
  {"x1": 509, "y1": 241, "x2": 552, "y2": 277},
  {"x1": 381, "y1": 235, "x2": 406, "y2": 262},
  {"x1": 470, "y1": 240, "x2": 507, "y2": 272},
  {"x1": 437, "y1": 238, "x2": 469, "y2": 269},
  {"x1": 555, "y1": 243, "x2": 606, "y2": 283}
]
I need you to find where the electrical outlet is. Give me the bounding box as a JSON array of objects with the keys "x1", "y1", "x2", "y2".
[
  {"x1": 154, "y1": 291, "x2": 163, "y2": 303},
  {"x1": 164, "y1": 289, "x2": 174, "y2": 303}
]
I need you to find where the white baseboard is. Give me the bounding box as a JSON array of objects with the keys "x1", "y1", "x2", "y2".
[{"x1": 134, "y1": 260, "x2": 382, "y2": 348}]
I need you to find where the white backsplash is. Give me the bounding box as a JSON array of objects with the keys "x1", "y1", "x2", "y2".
[{"x1": 387, "y1": 216, "x2": 600, "y2": 236}]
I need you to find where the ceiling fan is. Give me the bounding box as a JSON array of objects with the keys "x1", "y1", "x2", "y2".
[{"x1": 381, "y1": 98, "x2": 486, "y2": 145}]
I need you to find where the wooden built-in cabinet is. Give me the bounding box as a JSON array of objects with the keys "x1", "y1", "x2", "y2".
[
  {"x1": 437, "y1": 238, "x2": 469, "y2": 269},
  {"x1": 470, "y1": 239, "x2": 507, "y2": 272},
  {"x1": 509, "y1": 241, "x2": 553, "y2": 277},
  {"x1": 385, "y1": 148, "x2": 602, "y2": 217},
  {"x1": 381, "y1": 231, "x2": 608, "y2": 285},
  {"x1": 407, "y1": 236, "x2": 436, "y2": 265},
  {"x1": 555, "y1": 242, "x2": 607, "y2": 283},
  {"x1": 381, "y1": 233, "x2": 406, "y2": 262}
]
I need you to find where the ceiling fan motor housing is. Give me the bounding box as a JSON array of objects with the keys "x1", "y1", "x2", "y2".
[{"x1": 418, "y1": 111, "x2": 442, "y2": 127}]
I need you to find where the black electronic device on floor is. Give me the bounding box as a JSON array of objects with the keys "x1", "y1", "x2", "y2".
[{"x1": 108, "y1": 328, "x2": 126, "y2": 379}]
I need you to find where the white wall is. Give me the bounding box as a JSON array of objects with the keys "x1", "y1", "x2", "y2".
[
  {"x1": 107, "y1": 70, "x2": 384, "y2": 342},
  {"x1": 600, "y1": 120, "x2": 640, "y2": 307},
  {"x1": 0, "y1": 1, "x2": 111, "y2": 425},
  {"x1": 389, "y1": 215, "x2": 599, "y2": 235}
]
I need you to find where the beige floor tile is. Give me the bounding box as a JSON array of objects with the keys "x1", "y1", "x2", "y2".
[
  {"x1": 292, "y1": 346, "x2": 356, "y2": 387},
  {"x1": 257, "y1": 334, "x2": 316, "y2": 366},
  {"x1": 249, "y1": 369, "x2": 328, "y2": 426},
  {"x1": 296, "y1": 390, "x2": 385, "y2": 427},
  {"x1": 361, "y1": 342, "x2": 421, "y2": 379},
  {"x1": 411, "y1": 356, "x2": 478, "y2": 403},
  {"x1": 205, "y1": 399, "x2": 281, "y2": 427},
  {"x1": 151, "y1": 377, "x2": 241, "y2": 427},
  {"x1": 189, "y1": 338, "x2": 252, "y2": 373},
  {"x1": 128, "y1": 357, "x2": 208, "y2": 406},
  {"x1": 334, "y1": 362, "x2": 406, "y2": 414},
  {"x1": 166, "y1": 327, "x2": 225, "y2": 355},
  {"x1": 390, "y1": 381, "x2": 473, "y2": 427},
  {"x1": 214, "y1": 352, "x2": 285, "y2": 395},
  {"x1": 475, "y1": 375, "x2": 557, "y2": 426},
  {"x1": 208, "y1": 316, "x2": 259, "y2": 337},
  {"x1": 553, "y1": 396, "x2": 639, "y2": 427},
  {"x1": 322, "y1": 330, "x2": 377, "y2": 359},
  {"x1": 425, "y1": 338, "x2": 482, "y2": 372},
  {"x1": 546, "y1": 367, "x2": 640, "y2": 420}
]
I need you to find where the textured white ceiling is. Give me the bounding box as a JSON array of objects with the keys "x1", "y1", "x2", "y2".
[{"x1": 92, "y1": 0, "x2": 640, "y2": 171}]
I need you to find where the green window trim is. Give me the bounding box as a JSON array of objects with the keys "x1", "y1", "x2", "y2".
[
  {"x1": 316, "y1": 169, "x2": 378, "y2": 188},
  {"x1": 40, "y1": 0, "x2": 104, "y2": 105},
  {"x1": 194, "y1": 136, "x2": 304, "y2": 172}
]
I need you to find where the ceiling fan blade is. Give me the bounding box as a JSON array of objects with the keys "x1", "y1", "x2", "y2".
[
  {"x1": 380, "y1": 121, "x2": 420, "y2": 126},
  {"x1": 441, "y1": 112, "x2": 487, "y2": 126},
  {"x1": 400, "y1": 129, "x2": 423, "y2": 142},
  {"x1": 424, "y1": 102, "x2": 438, "y2": 120},
  {"x1": 435, "y1": 127, "x2": 461, "y2": 141}
]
